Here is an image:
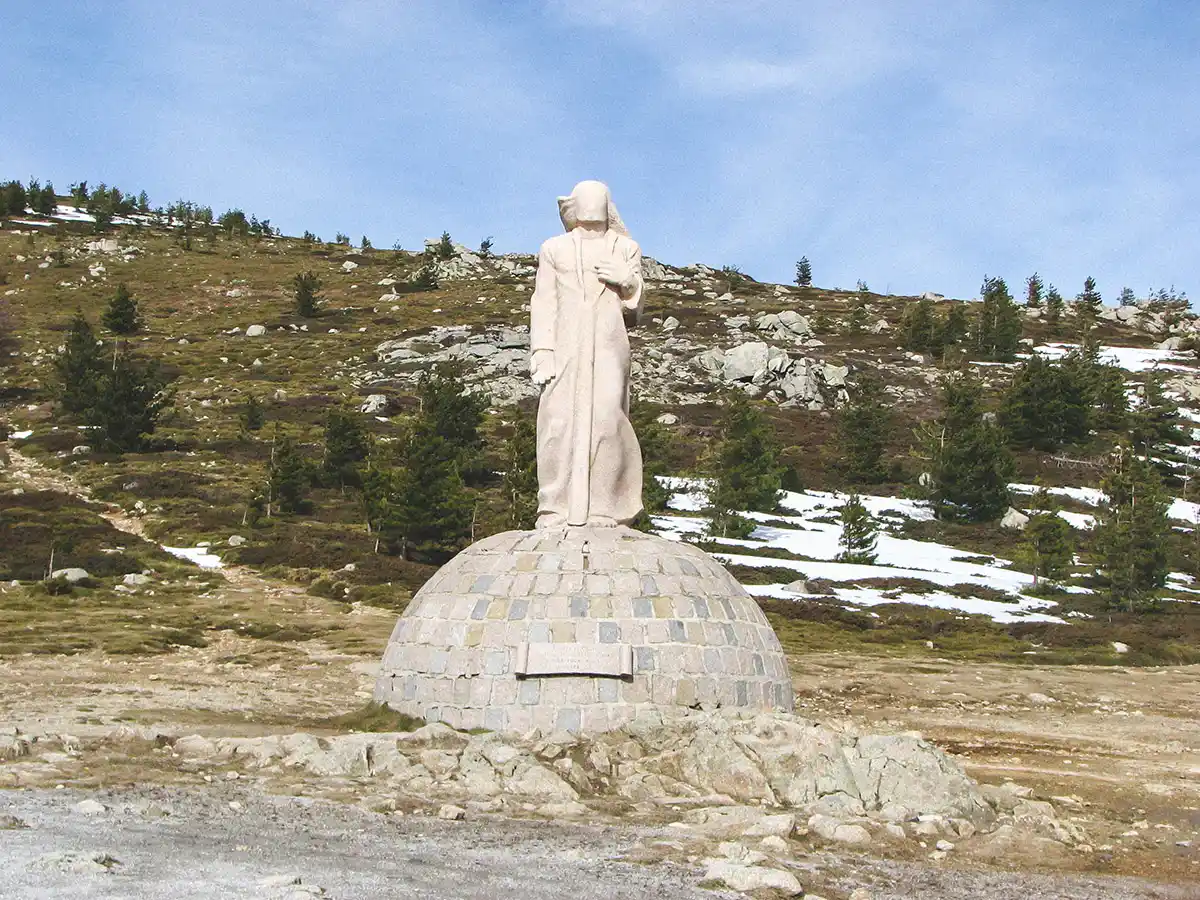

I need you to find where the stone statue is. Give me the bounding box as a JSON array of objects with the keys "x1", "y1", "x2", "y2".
[{"x1": 529, "y1": 181, "x2": 645, "y2": 528}]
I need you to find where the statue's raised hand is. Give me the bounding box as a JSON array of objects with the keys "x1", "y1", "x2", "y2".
[
  {"x1": 530, "y1": 348, "x2": 556, "y2": 385},
  {"x1": 594, "y1": 258, "x2": 636, "y2": 293}
]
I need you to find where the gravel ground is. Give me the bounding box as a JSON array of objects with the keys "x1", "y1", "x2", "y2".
[{"x1": 2, "y1": 786, "x2": 1192, "y2": 900}]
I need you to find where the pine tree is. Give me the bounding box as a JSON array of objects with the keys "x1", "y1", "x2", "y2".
[
  {"x1": 502, "y1": 407, "x2": 539, "y2": 530},
  {"x1": 1117, "y1": 287, "x2": 1137, "y2": 307},
  {"x1": 835, "y1": 372, "x2": 891, "y2": 483},
  {"x1": 630, "y1": 399, "x2": 673, "y2": 515},
  {"x1": 479, "y1": 236, "x2": 494, "y2": 258},
  {"x1": 935, "y1": 303, "x2": 969, "y2": 353},
  {"x1": 0, "y1": 181, "x2": 27, "y2": 218},
  {"x1": 418, "y1": 363, "x2": 487, "y2": 479},
  {"x1": 87, "y1": 351, "x2": 173, "y2": 452},
  {"x1": 383, "y1": 420, "x2": 473, "y2": 562},
  {"x1": 360, "y1": 447, "x2": 396, "y2": 550},
  {"x1": 1044, "y1": 285, "x2": 1065, "y2": 327},
  {"x1": 322, "y1": 408, "x2": 371, "y2": 489},
  {"x1": 293, "y1": 271, "x2": 322, "y2": 317},
  {"x1": 266, "y1": 428, "x2": 310, "y2": 516},
  {"x1": 1059, "y1": 337, "x2": 1128, "y2": 433},
  {"x1": 925, "y1": 374, "x2": 1015, "y2": 522},
  {"x1": 53, "y1": 310, "x2": 104, "y2": 414},
  {"x1": 900, "y1": 299, "x2": 938, "y2": 353},
  {"x1": 32, "y1": 181, "x2": 56, "y2": 215},
  {"x1": 101, "y1": 283, "x2": 142, "y2": 335},
  {"x1": 974, "y1": 276, "x2": 1022, "y2": 361},
  {"x1": 411, "y1": 262, "x2": 439, "y2": 292},
  {"x1": 437, "y1": 231, "x2": 455, "y2": 260},
  {"x1": 240, "y1": 394, "x2": 266, "y2": 432},
  {"x1": 1020, "y1": 509, "x2": 1074, "y2": 587},
  {"x1": 1093, "y1": 445, "x2": 1170, "y2": 611},
  {"x1": 1000, "y1": 354, "x2": 1088, "y2": 451},
  {"x1": 1025, "y1": 272, "x2": 1044, "y2": 308},
  {"x1": 794, "y1": 256, "x2": 813, "y2": 287},
  {"x1": 1130, "y1": 373, "x2": 1186, "y2": 451},
  {"x1": 1074, "y1": 276, "x2": 1102, "y2": 328},
  {"x1": 708, "y1": 393, "x2": 783, "y2": 536},
  {"x1": 837, "y1": 494, "x2": 878, "y2": 564}
]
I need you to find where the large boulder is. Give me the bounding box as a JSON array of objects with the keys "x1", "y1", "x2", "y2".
[{"x1": 723, "y1": 342, "x2": 771, "y2": 382}]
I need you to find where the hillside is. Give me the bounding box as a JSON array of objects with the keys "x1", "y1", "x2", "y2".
[{"x1": 1, "y1": 198, "x2": 1199, "y2": 666}]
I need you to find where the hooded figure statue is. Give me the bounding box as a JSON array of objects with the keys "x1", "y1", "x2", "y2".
[{"x1": 529, "y1": 180, "x2": 645, "y2": 527}]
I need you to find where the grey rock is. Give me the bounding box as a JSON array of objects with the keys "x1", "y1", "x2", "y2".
[
  {"x1": 227, "y1": 535, "x2": 247, "y2": 548},
  {"x1": 1000, "y1": 507, "x2": 1030, "y2": 531},
  {"x1": 438, "y1": 804, "x2": 466, "y2": 821},
  {"x1": 122, "y1": 573, "x2": 151, "y2": 586},
  {"x1": 73, "y1": 798, "x2": 106, "y2": 816},
  {"x1": 245, "y1": 324, "x2": 267, "y2": 337},
  {"x1": 360, "y1": 394, "x2": 389, "y2": 415},
  {"x1": 702, "y1": 860, "x2": 802, "y2": 895},
  {"x1": 51, "y1": 568, "x2": 90, "y2": 583},
  {"x1": 723, "y1": 342, "x2": 771, "y2": 381}
]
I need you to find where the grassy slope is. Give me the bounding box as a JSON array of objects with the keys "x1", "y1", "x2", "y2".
[{"x1": 1, "y1": 216, "x2": 1198, "y2": 664}]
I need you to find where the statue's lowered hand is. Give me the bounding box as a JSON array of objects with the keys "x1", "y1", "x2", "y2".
[
  {"x1": 530, "y1": 349, "x2": 556, "y2": 385},
  {"x1": 594, "y1": 259, "x2": 635, "y2": 293}
]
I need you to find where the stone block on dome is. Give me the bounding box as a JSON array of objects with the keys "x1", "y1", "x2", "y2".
[{"x1": 374, "y1": 525, "x2": 794, "y2": 734}]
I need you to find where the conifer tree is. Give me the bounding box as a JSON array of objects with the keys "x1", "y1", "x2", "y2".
[
  {"x1": 417, "y1": 363, "x2": 488, "y2": 480},
  {"x1": 1, "y1": 181, "x2": 28, "y2": 217},
  {"x1": 973, "y1": 276, "x2": 1022, "y2": 361},
  {"x1": 383, "y1": 419, "x2": 473, "y2": 562},
  {"x1": 708, "y1": 393, "x2": 783, "y2": 537},
  {"x1": 1130, "y1": 373, "x2": 1186, "y2": 451},
  {"x1": 924, "y1": 374, "x2": 1015, "y2": 522},
  {"x1": 936, "y1": 303, "x2": 969, "y2": 353},
  {"x1": 900, "y1": 299, "x2": 938, "y2": 353},
  {"x1": 322, "y1": 408, "x2": 371, "y2": 490},
  {"x1": 360, "y1": 447, "x2": 396, "y2": 550},
  {"x1": 837, "y1": 494, "x2": 878, "y2": 564},
  {"x1": 437, "y1": 231, "x2": 455, "y2": 260},
  {"x1": 53, "y1": 310, "x2": 104, "y2": 414},
  {"x1": 1093, "y1": 445, "x2": 1170, "y2": 611},
  {"x1": 1117, "y1": 287, "x2": 1137, "y2": 307},
  {"x1": 101, "y1": 283, "x2": 142, "y2": 335},
  {"x1": 87, "y1": 351, "x2": 173, "y2": 452},
  {"x1": 1044, "y1": 285, "x2": 1065, "y2": 327},
  {"x1": 1019, "y1": 508, "x2": 1074, "y2": 587},
  {"x1": 240, "y1": 394, "x2": 266, "y2": 433},
  {"x1": 1074, "y1": 276, "x2": 1102, "y2": 328},
  {"x1": 1025, "y1": 272, "x2": 1044, "y2": 308},
  {"x1": 293, "y1": 271, "x2": 322, "y2": 317},
  {"x1": 412, "y1": 262, "x2": 439, "y2": 292},
  {"x1": 266, "y1": 428, "x2": 310, "y2": 515},
  {"x1": 502, "y1": 407, "x2": 539, "y2": 530},
  {"x1": 835, "y1": 371, "x2": 891, "y2": 483},
  {"x1": 1059, "y1": 338, "x2": 1128, "y2": 433},
  {"x1": 631, "y1": 399, "x2": 672, "y2": 514},
  {"x1": 1000, "y1": 354, "x2": 1088, "y2": 451},
  {"x1": 794, "y1": 256, "x2": 813, "y2": 287}
]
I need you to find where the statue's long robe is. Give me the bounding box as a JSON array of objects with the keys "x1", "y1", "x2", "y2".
[{"x1": 530, "y1": 229, "x2": 644, "y2": 526}]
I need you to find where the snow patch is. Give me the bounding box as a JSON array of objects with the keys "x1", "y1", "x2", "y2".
[{"x1": 162, "y1": 546, "x2": 224, "y2": 569}]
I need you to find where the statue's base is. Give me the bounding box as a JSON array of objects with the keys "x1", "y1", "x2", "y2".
[{"x1": 374, "y1": 525, "x2": 794, "y2": 734}]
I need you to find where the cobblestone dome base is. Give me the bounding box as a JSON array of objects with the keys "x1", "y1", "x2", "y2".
[{"x1": 374, "y1": 525, "x2": 794, "y2": 734}]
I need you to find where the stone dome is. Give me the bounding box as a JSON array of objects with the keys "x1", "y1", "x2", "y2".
[{"x1": 374, "y1": 525, "x2": 794, "y2": 734}]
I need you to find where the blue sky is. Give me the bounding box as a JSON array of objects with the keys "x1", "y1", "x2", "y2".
[{"x1": 2, "y1": 1, "x2": 1197, "y2": 301}]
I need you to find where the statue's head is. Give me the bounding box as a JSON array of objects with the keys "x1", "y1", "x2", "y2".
[{"x1": 558, "y1": 180, "x2": 628, "y2": 235}]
